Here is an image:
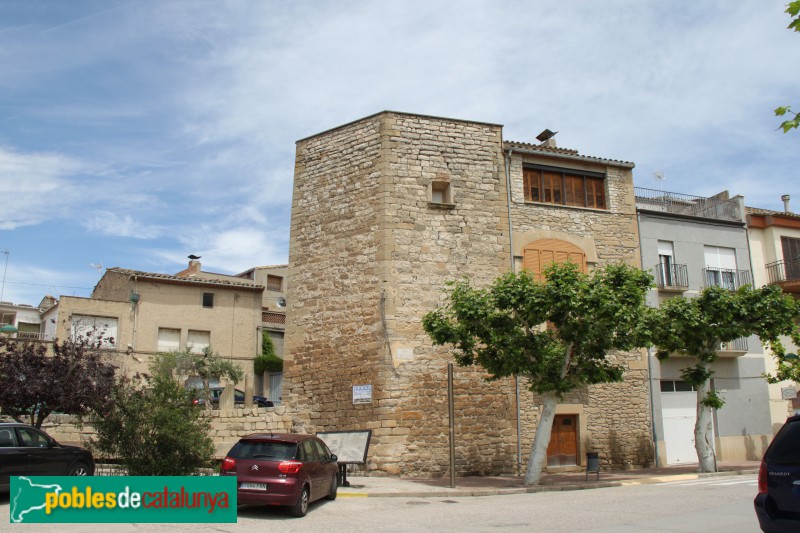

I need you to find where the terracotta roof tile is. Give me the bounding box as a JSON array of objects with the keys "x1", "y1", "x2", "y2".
[
  {"x1": 106, "y1": 267, "x2": 264, "y2": 291},
  {"x1": 504, "y1": 140, "x2": 634, "y2": 167}
]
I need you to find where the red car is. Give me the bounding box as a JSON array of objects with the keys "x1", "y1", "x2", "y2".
[{"x1": 220, "y1": 433, "x2": 339, "y2": 517}]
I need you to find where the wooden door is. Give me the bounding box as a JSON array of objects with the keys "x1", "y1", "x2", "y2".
[{"x1": 547, "y1": 414, "x2": 578, "y2": 466}]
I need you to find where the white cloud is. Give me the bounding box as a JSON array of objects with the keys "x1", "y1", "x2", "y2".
[
  {"x1": 81, "y1": 211, "x2": 163, "y2": 240},
  {"x1": 0, "y1": 146, "x2": 95, "y2": 229}
]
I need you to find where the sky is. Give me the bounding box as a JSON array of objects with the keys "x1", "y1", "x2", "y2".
[{"x1": 1, "y1": 0, "x2": 798, "y2": 306}]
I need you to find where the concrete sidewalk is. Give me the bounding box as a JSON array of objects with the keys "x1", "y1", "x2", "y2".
[{"x1": 336, "y1": 461, "x2": 761, "y2": 498}]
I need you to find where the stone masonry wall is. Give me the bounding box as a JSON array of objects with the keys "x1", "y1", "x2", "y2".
[
  {"x1": 508, "y1": 151, "x2": 652, "y2": 470},
  {"x1": 37, "y1": 408, "x2": 294, "y2": 459},
  {"x1": 286, "y1": 111, "x2": 652, "y2": 477}
]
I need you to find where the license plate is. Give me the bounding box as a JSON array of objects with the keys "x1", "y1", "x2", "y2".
[{"x1": 240, "y1": 482, "x2": 267, "y2": 491}]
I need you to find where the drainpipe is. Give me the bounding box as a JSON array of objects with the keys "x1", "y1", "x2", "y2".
[
  {"x1": 504, "y1": 147, "x2": 522, "y2": 474},
  {"x1": 635, "y1": 212, "x2": 660, "y2": 467},
  {"x1": 132, "y1": 275, "x2": 139, "y2": 351}
]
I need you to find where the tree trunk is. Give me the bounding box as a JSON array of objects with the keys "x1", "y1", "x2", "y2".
[
  {"x1": 524, "y1": 391, "x2": 558, "y2": 485},
  {"x1": 694, "y1": 376, "x2": 717, "y2": 473}
]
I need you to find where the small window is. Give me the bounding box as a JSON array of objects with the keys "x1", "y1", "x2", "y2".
[
  {"x1": 202, "y1": 292, "x2": 214, "y2": 308},
  {"x1": 157, "y1": 328, "x2": 181, "y2": 352},
  {"x1": 188, "y1": 330, "x2": 210, "y2": 354},
  {"x1": 660, "y1": 380, "x2": 695, "y2": 392},
  {"x1": 430, "y1": 181, "x2": 453, "y2": 205},
  {"x1": 267, "y1": 275, "x2": 283, "y2": 292}
]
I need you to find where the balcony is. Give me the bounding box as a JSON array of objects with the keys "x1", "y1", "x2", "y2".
[
  {"x1": 702, "y1": 268, "x2": 752, "y2": 290},
  {"x1": 654, "y1": 262, "x2": 689, "y2": 292},
  {"x1": 635, "y1": 187, "x2": 743, "y2": 223},
  {"x1": 718, "y1": 337, "x2": 749, "y2": 356},
  {"x1": 766, "y1": 259, "x2": 800, "y2": 294}
]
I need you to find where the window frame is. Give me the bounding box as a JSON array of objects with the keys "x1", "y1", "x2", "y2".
[
  {"x1": 523, "y1": 164, "x2": 606, "y2": 209},
  {"x1": 202, "y1": 292, "x2": 214, "y2": 309},
  {"x1": 266, "y1": 275, "x2": 283, "y2": 292}
]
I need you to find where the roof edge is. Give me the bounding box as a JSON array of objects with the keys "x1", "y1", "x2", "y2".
[{"x1": 296, "y1": 110, "x2": 504, "y2": 143}]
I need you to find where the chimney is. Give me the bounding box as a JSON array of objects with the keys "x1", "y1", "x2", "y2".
[
  {"x1": 782, "y1": 194, "x2": 791, "y2": 213},
  {"x1": 187, "y1": 259, "x2": 201, "y2": 277}
]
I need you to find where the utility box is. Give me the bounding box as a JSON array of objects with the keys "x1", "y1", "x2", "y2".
[{"x1": 586, "y1": 452, "x2": 600, "y2": 480}]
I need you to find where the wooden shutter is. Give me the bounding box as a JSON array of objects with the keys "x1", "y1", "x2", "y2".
[{"x1": 523, "y1": 239, "x2": 587, "y2": 281}]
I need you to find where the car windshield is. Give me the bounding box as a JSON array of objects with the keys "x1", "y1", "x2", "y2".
[
  {"x1": 236, "y1": 441, "x2": 297, "y2": 460},
  {"x1": 765, "y1": 421, "x2": 800, "y2": 465}
]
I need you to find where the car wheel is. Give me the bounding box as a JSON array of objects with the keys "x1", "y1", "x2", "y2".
[
  {"x1": 68, "y1": 462, "x2": 91, "y2": 476},
  {"x1": 326, "y1": 475, "x2": 338, "y2": 501},
  {"x1": 290, "y1": 486, "x2": 310, "y2": 517}
]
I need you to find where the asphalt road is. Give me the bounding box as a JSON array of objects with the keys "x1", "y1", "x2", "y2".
[{"x1": 1, "y1": 474, "x2": 761, "y2": 532}]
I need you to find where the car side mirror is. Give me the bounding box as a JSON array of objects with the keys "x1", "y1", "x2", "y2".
[{"x1": 330, "y1": 454, "x2": 338, "y2": 463}]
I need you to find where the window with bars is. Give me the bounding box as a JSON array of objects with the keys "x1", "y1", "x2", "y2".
[{"x1": 523, "y1": 165, "x2": 606, "y2": 209}]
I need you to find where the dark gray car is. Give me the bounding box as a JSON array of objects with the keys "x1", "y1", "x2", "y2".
[
  {"x1": 755, "y1": 414, "x2": 800, "y2": 532},
  {"x1": 0, "y1": 422, "x2": 94, "y2": 493}
]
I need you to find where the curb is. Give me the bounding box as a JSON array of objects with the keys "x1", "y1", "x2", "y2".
[{"x1": 337, "y1": 469, "x2": 758, "y2": 498}]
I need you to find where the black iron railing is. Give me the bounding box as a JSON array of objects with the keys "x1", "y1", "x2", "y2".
[
  {"x1": 766, "y1": 259, "x2": 800, "y2": 284},
  {"x1": 654, "y1": 262, "x2": 689, "y2": 289},
  {"x1": 635, "y1": 187, "x2": 742, "y2": 222},
  {"x1": 719, "y1": 337, "x2": 749, "y2": 353},
  {"x1": 702, "y1": 268, "x2": 752, "y2": 290}
]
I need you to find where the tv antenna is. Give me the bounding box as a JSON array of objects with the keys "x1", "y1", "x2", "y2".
[
  {"x1": 1, "y1": 250, "x2": 8, "y2": 302},
  {"x1": 653, "y1": 171, "x2": 665, "y2": 192}
]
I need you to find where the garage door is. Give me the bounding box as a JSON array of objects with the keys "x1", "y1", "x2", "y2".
[{"x1": 661, "y1": 391, "x2": 699, "y2": 465}]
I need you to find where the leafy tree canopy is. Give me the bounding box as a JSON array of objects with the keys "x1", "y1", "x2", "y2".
[
  {"x1": 90, "y1": 353, "x2": 215, "y2": 475},
  {"x1": 648, "y1": 284, "x2": 800, "y2": 388},
  {"x1": 646, "y1": 283, "x2": 800, "y2": 472},
  {"x1": 0, "y1": 336, "x2": 116, "y2": 428},
  {"x1": 423, "y1": 262, "x2": 653, "y2": 485},
  {"x1": 423, "y1": 262, "x2": 653, "y2": 396},
  {"x1": 775, "y1": 1, "x2": 800, "y2": 132}
]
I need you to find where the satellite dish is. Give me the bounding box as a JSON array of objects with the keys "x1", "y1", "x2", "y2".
[{"x1": 275, "y1": 297, "x2": 287, "y2": 308}]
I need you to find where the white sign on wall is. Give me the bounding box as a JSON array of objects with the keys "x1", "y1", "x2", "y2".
[{"x1": 352, "y1": 384, "x2": 373, "y2": 404}]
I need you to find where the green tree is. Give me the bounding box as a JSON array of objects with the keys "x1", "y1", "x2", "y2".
[
  {"x1": 423, "y1": 262, "x2": 653, "y2": 485},
  {"x1": 0, "y1": 336, "x2": 116, "y2": 428},
  {"x1": 646, "y1": 284, "x2": 800, "y2": 473},
  {"x1": 153, "y1": 347, "x2": 244, "y2": 408},
  {"x1": 775, "y1": 1, "x2": 800, "y2": 132},
  {"x1": 89, "y1": 353, "x2": 215, "y2": 475},
  {"x1": 254, "y1": 331, "x2": 283, "y2": 374}
]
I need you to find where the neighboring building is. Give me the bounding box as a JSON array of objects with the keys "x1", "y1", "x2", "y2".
[
  {"x1": 42, "y1": 266, "x2": 264, "y2": 382},
  {"x1": 0, "y1": 299, "x2": 48, "y2": 340},
  {"x1": 285, "y1": 111, "x2": 652, "y2": 477},
  {"x1": 235, "y1": 265, "x2": 287, "y2": 404},
  {"x1": 175, "y1": 257, "x2": 287, "y2": 401},
  {"x1": 636, "y1": 188, "x2": 773, "y2": 465},
  {"x1": 746, "y1": 195, "x2": 800, "y2": 434}
]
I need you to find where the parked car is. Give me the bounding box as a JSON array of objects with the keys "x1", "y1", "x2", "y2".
[
  {"x1": 754, "y1": 414, "x2": 800, "y2": 532},
  {"x1": 220, "y1": 433, "x2": 338, "y2": 517},
  {"x1": 190, "y1": 387, "x2": 274, "y2": 408},
  {"x1": 0, "y1": 422, "x2": 94, "y2": 493}
]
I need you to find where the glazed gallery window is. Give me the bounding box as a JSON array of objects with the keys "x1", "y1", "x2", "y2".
[
  {"x1": 71, "y1": 315, "x2": 118, "y2": 348},
  {"x1": 523, "y1": 165, "x2": 606, "y2": 209}
]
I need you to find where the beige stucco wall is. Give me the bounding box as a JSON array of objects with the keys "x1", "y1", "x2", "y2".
[
  {"x1": 53, "y1": 270, "x2": 263, "y2": 386},
  {"x1": 747, "y1": 223, "x2": 800, "y2": 434}
]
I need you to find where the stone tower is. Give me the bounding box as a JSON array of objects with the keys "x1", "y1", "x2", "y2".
[{"x1": 285, "y1": 111, "x2": 651, "y2": 476}]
